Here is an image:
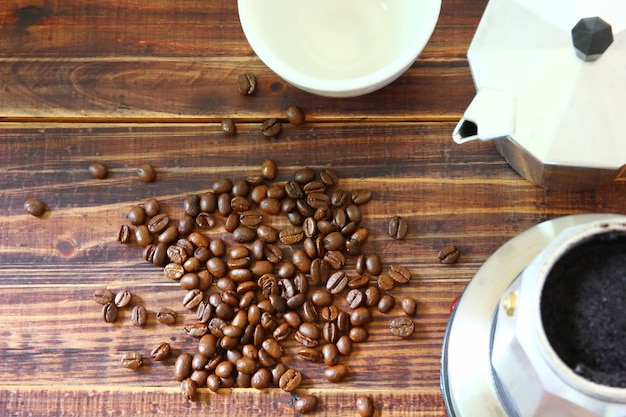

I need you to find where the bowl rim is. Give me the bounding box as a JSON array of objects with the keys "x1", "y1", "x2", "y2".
[{"x1": 237, "y1": 0, "x2": 442, "y2": 96}]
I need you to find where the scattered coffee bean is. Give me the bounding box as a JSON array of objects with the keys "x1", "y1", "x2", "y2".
[
  {"x1": 294, "y1": 394, "x2": 318, "y2": 414},
  {"x1": 131, "y1": 304, "x2": 148, "y2": 327},
  {"x1": 151, "y1": 342, "x2": 171, "y2": 361},
  {"x1": 156, "y1": 307, "x2": 178, "y2": 324},
  {"x1": 24, "y1": 198, "x2": 46, "y2": 217},
  {"x1": 378, "y1": 294, "x2": 395, "y2": 314},
  {"x1": 237, "y1": 73, "x2": 256, "y2": 95},
  {"x1": 116, "y1": 224, "x2": 132, "y2": 243},
  {"x1": 389, "y1": 264, "x2": 411, "y2": 284},
  {"x1": 181, "y1": 378, "x2": 197, "y2": 401},
  {"x1": 388, "y1": 215, "x2": 408, "y2": 240},
  {"x1": 389, "y1": 317, "x2": 415, "y2": 338},
  {"x1": 278, "y1": 368, "x2": 302, "y2": 392},
  {"x1": 355, "y1": 395, "x2": 375, "y2": 417},
  {"x1": 137, "y1": 164, "x2": 157, "y2": 182},
  {"x1": 285, "y1": 105, "x2": 305, "y2": 126},
  {"x1": 260, "y1": 118, "x2": 281, "y2": 137},
  {"x1": 438, "y1": 244, "x2": 460, "y2": 264},
  {"x1": 94, "y1": 289, "x2": 114, "y2": 305},
  {"x1": 324, "y1": 363, "x2": 349, "y2": 383},
  {"x1": 121, "y1": 351, "x2": 143, "y2": 369},
  {"x1": 114, "y1": 289, "x2": 132, "y2": 308},
  {"x1": 88, "y1": 162, "x2": 108, "y2": 179},
  {"x1": 221, "y1": 117, "x2": 236, "y2": 136},
  {"x1": 400, "y1": 296, "x2": 418, "y2": 316},
  {"x1": 102, "y1": 302, "x2": 118, "y2": 323}
]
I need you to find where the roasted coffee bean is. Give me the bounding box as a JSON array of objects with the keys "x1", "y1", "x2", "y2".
[
  {"x1": 323, "y1": 321, "x2": 339, "y2": 344},
  {"x1": 388, "y1": 215, "x2": 408, "y2": 240},
  {"x1": 239, "y1": 210, "x2": 263, "y2": 228},
  {"x1": 151, "y1": 342, "x2": 171, "y2": 361},
  {"x1": 116, "y1": 224, "x2": 132, "y2": 244},
  {"x1": 355, "y1": 395, "x2": 375, "y2": 417},
  {"x1": 199, "y1": 192, "x2": 217, "y2": 213},
  {"x1": 164, "y1": 262, "x2": 185, "y2": 280},
  {"x1": 126, "y1": 205, "x2": 146, "y2": 226},
  {"x1": 230, "y1": 195, "x2": 251, "y2": 213},
  {"x1": 174, "y1": 352, "x2": 193, "y2": 381},
  {"x1": 321, "y1": 305, "x2": 339, "y2": 322},
  {"x1": 295, "y1": 331, "x2": 319, "y2": 348},
  {"x1": 184, "y1": 323, "x2": 209, "y2": 337},
  {"x1": 298, "y1": 322, "x2": 321, "y2": 340},
  {"x1": 121, "y1": 351, "x2": 143, "y2": 369},
  {"x1": 181, "y1": 194, "x2": 200, "y2": 217},
  {"x1": 260, "y1": 118, "x2": 281, "y2": 137},
  {"x1": 326, "y1": 271, "x2": 348, "y2": 294},
  {"x1": 285, "y1": 105, "x2": 305, "y2": 126},
  {"x1": 262, "y1": 337, "x2": 284, "y2": 359},
  {"x1": 94, "y1": 289, "x2": 114, "y2": 305},
  {"x1": 301, "y1": 301, "x2": 319, "y2": 323},
  {"x1": 206, "y1": 373, "x2": 220, "y2": 392},
  {"x1": 351, "y1": 189, "x2": 372, "y2": 205},
  {"x1": 251, "y1": 368, "x2": 272, "y2": 389},
  {"x1": 181, "y1": 378, "x2": 197, "y2": 401},
  {"x1": 336, "y1": 311, "x2": 351, "y2": 332},
  {"x1": 319, "y1": 167, "x2": 338, "y2": 186},
  {"x1": 237, "y1": 73, "x2": 256, "y2": 95},
  {"x1": 273, "y1": 322, "x2": 292, "y2": 342},
  {"x1": 260, "y1": 158, "x2": 278, "y2": 180},
  {"x1": 336, "y1": 334, "x2": 353, "y2": 356},
  {"x1": 322, "y1": 343, "x2": 340, "y2": 366},
  {"x1": 285, "y1": 181, "x2": 304, "y2": 199},
  {"x1": 266, "y1": 184, "x2": 286, "y2": 200},
  {"x1": 183, "y1": 256, "x2": 202, "y2": 272},
  {"x1": 365, "y1": 255, "x2": 382, "y2": 275},
  {"x1": 324, "y1": 250, "x2": 345, "y2": 269},
  {"x1": 156, "y1": 307, "x2": 178, "y2": 324},
  {"x1": 323, "y1": 231, "x2": 345, "y2": 251},
  {"x1": 217, "y1": 193, "x2": 233, "y2": 216},
  {"x1": 233, "y1": 226, "x2": 257, "y2": 243},
  {"x1": 377, "y1": 273, "x2": 395, "y2": 291},
  {"x1": 303, "y1": 180, "x2": 326, "y2": 195},
  {"x1": 389, "y1": 264, "x2": 411, "y2": 284},
  {"x1": 131, "y1": 305, "x2": 147, "y2": 327},
  {"x1": 389, "y1": 317, "x2": 415, "y2": 338},
  {"x1": 279, "y1": 226, "x2": 304, "y2": 245},
  {"x1": 287, "y1": 211, "x2": 304, "y2": 226},
  {"x1": 294, "y1": 167, "x2": 315, "y2": 184},
  {"x1": 292, "y1": 249, "x2": 312, "y2": 273},
  {"x1": 177, "y1": 215, "x2": 195, "y2": 236},
  {"x1": 348, "y1": 274, "x2": 369, "y2": 289},
  {"x1": 438, "y1": 244, "x2": 460, "y2": 264},
  {"x1": 257, "y1": 347, "x2": 277, "y2": 367},
  {"x1": 180, "y1": 272, "x2": 200, "y2": 290},
  {"x1": 349, "y1": 326, "x2": 369, "y2": 343},
  {"x1": 346, "y1": 289, "x2": 365, "y2": 309},
  {"x1": 143, "y1": 198, "x2": 160, "y2": 217},
  {"x1": 231, "y1": 178, "x2": 250, "y2": 196},
  {"x1": 195, "y1": 213, "x2": 216, "y2": 230},
  {"x1": 102, "y1": 302, "x2": 118, "y2": 323},
  {"x1": 296, "y1": 199, "x2": 316, "y2": 217},
  {"x1": 350, "y1": 307, "x2": 372, "y2": 327},
  {"x1": 147, "y1": 213, "x2": 169, "y2": 234},
  {"x1": 221, "y1": 117, "x2": 236, "y2": 136},
  {"x1": 183, "y1": 289, "x2": 204, "y2": 310},
  {"x1": 278, "y1": 368, "x2": 302, "y2": 392},
  {"x1": 167, "y1": 245, "x2": 188, "y2": 265},
  {"x1": 364, "y1": 285, "x2": 381, "y2": 307},
  {"x1": 236, "y1": 357, "x2": 258, "y2": 375},
  {"x1": 324, "y1": 364, "x2": 349, "y2": 383},
  {"x1": 283, "y1": 311, "x2": 302, "y2": 328},
  {"x1": 24, "y1": 198, "x2": 46, "y2": 217},
  {"x1": 114, "y1": 289, "x2": 132, "y2": 308},
  {"x1": 286, "y1": 293, "x2": 306, "y2": 310},
  {"x1": 191, "y1": 369, "x2": 209, "y2": 387},
  {"x1": 259, "y1": 197, "x2": 281, "y2": 215},
  {"x1": 263, "y1": 243, "x2": 283, "y2": 263},
  {"x1": 378, "y1": 294, "x2": 395, "y2": 313},
  {"x1": 311, "y1": 288, "x2": 333, "y2": 306},
  {"x1": 306, "y1": 192, "x2": 331, "y2": 209},
  {"x1": 225, "y1": 211, "x2": 240, "y2": 233},
  {"x1": 331, "y1": 188, "x2": 350, "y2": 207},
  {"x1": 400, "y1": 296, "x2": 418, "y2": 316},
  {"x1": 294, "y1": 394, "x2": 318, "y2": 414},
  {"x1": 158, "y1": 225, "x2": 178, "y2": 244},
  {"x1": 310, "y1": 258, "x2": 330, "y2": 285},
  {"x1": 297, "y1": 347, "x2": 321, "y2": 362},
  {"x1": 137, "y1": 164, "x2": 157, "y2": 182},
  {"x1": 88, "y1": 162, "x2": 108, "y2": 179},
  {"x1": 151, "y1": 242, "x2": 168, "y2": 267}
]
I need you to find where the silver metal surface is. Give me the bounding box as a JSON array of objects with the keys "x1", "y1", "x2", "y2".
[{"x1": 440, "y1": 213, "x2": 621, "y2": 417}]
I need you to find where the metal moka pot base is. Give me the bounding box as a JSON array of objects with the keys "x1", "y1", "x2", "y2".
[{"x1": 440, "y1": 213, "x2": 624, "y2": 417}]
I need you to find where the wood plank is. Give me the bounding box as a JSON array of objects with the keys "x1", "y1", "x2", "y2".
[
  {"x1": 0, "y1": 0, "x2": 487, "y2": 120},
  {"x1": 1, "y1": 122, "x2": 625, "y2": 415}
]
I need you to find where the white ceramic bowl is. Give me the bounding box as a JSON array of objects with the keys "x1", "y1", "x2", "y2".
[{"x1": 237, "y1": 0, "x2": 442, "y2": 98}]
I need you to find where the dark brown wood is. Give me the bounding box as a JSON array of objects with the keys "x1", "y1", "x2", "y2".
[{"x1": 1, "y1": 1, "x2": 624, "y2": 416}]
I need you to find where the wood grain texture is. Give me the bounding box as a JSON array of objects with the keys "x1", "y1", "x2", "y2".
[{"x1": 1, "y1": 0, "x2": 626, "y2": 416}]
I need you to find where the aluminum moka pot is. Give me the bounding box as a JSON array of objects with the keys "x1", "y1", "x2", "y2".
[{"x1": 453, "y1": 0, "x2": 626, "y2": 191}]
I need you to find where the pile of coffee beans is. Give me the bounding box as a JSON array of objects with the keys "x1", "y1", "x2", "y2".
[{"x1": 98, "y1": 160, "x2": 418, "y2": 411}]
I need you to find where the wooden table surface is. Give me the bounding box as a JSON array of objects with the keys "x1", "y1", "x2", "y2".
[{"x1": 2, "y1": 1, "x2": 625, "y2": 416}]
